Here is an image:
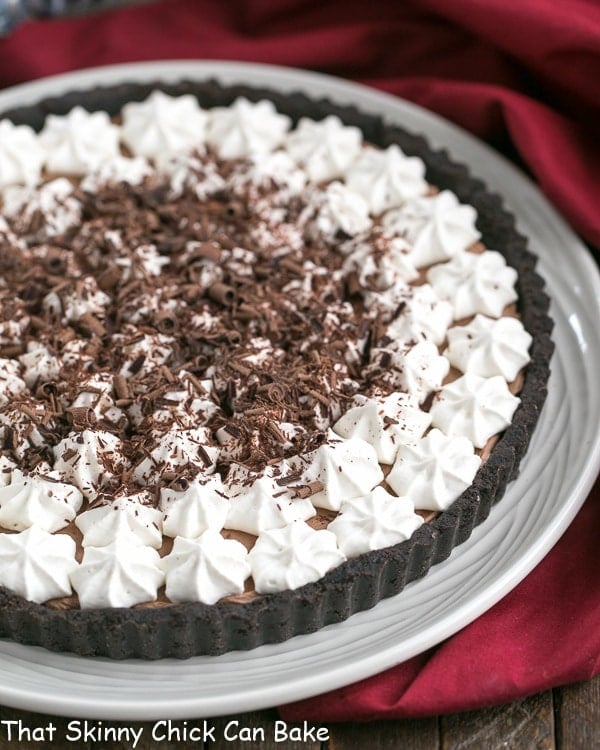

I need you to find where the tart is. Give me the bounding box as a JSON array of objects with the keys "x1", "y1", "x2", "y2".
[{"x1": 0, "y1": 81, "x2": 553, "y2": 658}]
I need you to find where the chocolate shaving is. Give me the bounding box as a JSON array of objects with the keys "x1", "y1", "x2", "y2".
[
  {"x1": 345, "y1": 271, "x2": 362, "y2": 298},
  {"x1": 228, "y1": 360, "x2": 252, "y2": 377},
  {"x1": 128, "y1": 354, "x2": 146, "y2": 376},
  {"x1": 78, "y1": 312, "x2": 106, "y2": 337},
  {"x1": 196, "y1": 444, "x2": 213, "y2": 467},
  {"x1": 156, "y1": 311, "x2": 178, "y2": 334},
  {"x1": 113, "y1": 373, "x2": 131, "y2": 400},
  {"x1": 290, "y1": 480, "x2": 324, "y2": 499},
  {"x1": 168, "y1": 476, "x2": 190, "y2": 492},
  {"x1": 97, "y1": 265, "x2": 123, "y2": 291},
  {"x1": 36, "y1": 381, "x2": 58, "y2": 398},
  {"x1": 189, "y1": 242, "x2": 222, "y2": 263},
  {"x1": 279, "y1": 257, "x2": 304, "y2": 276},
  {"x1": 306, "y1": 388, "x2": 330, "y2": 407},
  {"x1": 66, "y1": 406, "x2": 97, "y2": 429},
  {"x1": 275, "y1": 472, "x2": 303, "y2": 487},
  {"x1": 208, "y1": 282, "x2": 236, "y2": 306}
]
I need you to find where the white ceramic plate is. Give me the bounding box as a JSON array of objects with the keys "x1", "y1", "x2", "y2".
[{"x1": 0, "y1": 61, "x2": 599, "y2": 720}]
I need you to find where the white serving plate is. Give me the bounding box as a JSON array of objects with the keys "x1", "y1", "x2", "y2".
[{"x1": 0, "y1": 61, "x2": 599, "y2": 720}]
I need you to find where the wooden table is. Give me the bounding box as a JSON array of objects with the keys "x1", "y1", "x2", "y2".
[{"x1": 0, "y1": 674, "x2": 597, "y2": 749}]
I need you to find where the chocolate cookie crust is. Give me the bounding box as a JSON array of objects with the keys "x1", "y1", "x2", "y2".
[{"x1": 0, "y1": 80, "x2": 553, "y2": 658}]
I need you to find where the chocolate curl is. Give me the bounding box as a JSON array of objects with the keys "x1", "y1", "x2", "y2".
[
  {"x1": 181, "y1": 371, "x2": 207, "y2": 394},
  {"x1": 128, "y1": 354, "x2": 146, "y2": 376},
  {"x1": 264, "y1": 383, "x2": 287, "y2": 402},
  {"x1": 36, "y1": 381, "x2": 59, "y2": 398},
  {"x1": 213, "y1": 232, "x2": 236, "y2": 250},
  {"x1": 4, "y1": 427, "x2": 16, "y2": 451},
  {"x1": 181, "y1": 283, "x2": 204, "y2": 304},
  {"x1": 208, "y1": 282, "x2": 236, "y2": 306},
  {"x1": 155, "y1": 311, "x2": 178, "y2": 334},
  {"x1": 140, "y1": 396, "x2": 154, "y2": 416},
  {"x1": 382, "y1": 415, "x2": 399, "y2": 430},
  {"x1": 42, "y1": 248, "x2": 67, "y2": 276},
  {"x1": 28, "y1": 315, "x2": 50, "y2": 332},
  {"x1": 370, "y1": 316, "x2": 388, "y2": 346},
  {"x1": 115, "y1": 398, "x2": 133, "y2": 408},
  {"x1": 345, "y1": 271, "x2": 362, "y2": 298},
  {"x1": 113, "y1": 373, "x2": 131, "y2": 401},
  {"x1": 79, "y1": 312, "x2": 106, "y2": 337},
  {"x1": 117, "y1": 280, "x2": 142, "y2": 302},
  {"x1": 0, "y1": 344, "x2": 23, "y2": 357},
  {"x1": 291, "y1": 480, "x2": 324, "y2": 499},
  {"x1": 156, "y1": 235, "x2": 185, "y2": 254},
  {"x1": 66, "y1": 406, "x2": 97, "y2": 429},
  {"x1": 21, "y1": 280, "x2": 44, "y2": 303},
  {"x1": 279, "y1": 257, "x2": 305, "y2": 276},
  {"x1": 228, "y1": 360, "x2": 252, "y2": 377},
  {"x1": 20, "y1": 404, "x2": 39, "y2": 422},
  {"x1": 160, "y1": 365, "x2": 175, "y2": 383},
  {"x1": 54, "y1": 327, "x2": 77, "y2": 346},
  {"x1": 237, "y1": 303, "x2": 261, "y2": 322},
  {"x1": 223, "y1": 329, "x2": 242, "y2": 345},
  {"x1": 167, "y1": 476, "x2": 190, "y2": 492},
  {"x1": 97, "y1": 265, "x2": 122, "y2": 292},
  {"x1": 197, "y1": 444, "x2": 214, "y2": 468},
  {"x1": 307, "y1": 388, "x2": 330, "y2": 407},
  {"x1": 253, "y1": 264, "x2": 273, "y2": 280},
  {"x1": 221, "y1": 423, "x2": 242, "y2": 439},
  {"x1": 245, "y1": 407, "x2": 270, "y2": 416},
  {"x1": 275, "y1": 472, "x2": 303, "y2": 487},
  {"x1": 391, "y1": 300, "x2": 407, "y2": 321},
  {"x1": 189, "y1": 242, "x2": 222, "y2": 263},
  {"x1": 86, "y1": 492, "x2": 113, "y2": 511}
]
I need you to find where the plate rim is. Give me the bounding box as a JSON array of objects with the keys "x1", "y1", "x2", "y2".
[{"x1": 0, "y1": 60, "x2": 598, "y2": 720}]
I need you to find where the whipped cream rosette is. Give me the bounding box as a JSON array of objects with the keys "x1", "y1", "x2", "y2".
[
  {"x1": 0, "y1": 526, "x2": 77, "y2": 603},
  {"x1": 0, "y1": 469, "x2": 83, "y2": 532},
  {"x1": 0, "y1": 120, "x2": 45, "y2": 189},
  {"x1": 121, "y1": 90, "x2": 208, "y2": 162},
  {"x1": 39, "y1": 107, "x2": 121, "y2": 175}
]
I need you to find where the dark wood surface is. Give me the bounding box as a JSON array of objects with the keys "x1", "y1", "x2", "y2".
[{"x1": 0, "y1": 674, "x2": 598, "y2": 749}]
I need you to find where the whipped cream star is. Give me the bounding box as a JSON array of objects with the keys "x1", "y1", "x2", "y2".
[
  {"x1": 429, "y1": 374, "x2": 520, "y2": 448},
  {"x1": 328, "y1": 486, "x2": 423, "y2": 556},
  {"x1": 333, "y1": 392, "x2": 431, "y2": 464},
  {"x1": 445, "y1": 314, "x2": 532, "y2": 381},
  {"x1": 382, "y1": 189, "x2": 481, "y2": 266},
  {"x1": 427, "y1": 250, "x2": 518, "y2": 319},
  {"x1": 161, "y1": 530, "x2": 251, "y2": 604},
  {"x1": 39, "y1": 107, "x2": 120, "y2": 175},
  {"x1": 249, "y1": 522, "x2": 345, "y2": 593},
  {"x1": 284, "y1": 115, "x2": 362, "y2": 182},
  {"x1": 0, "y1": 469, "x2": 83, "y2": 532},
  {"x1": 70, "y1": 534, "x2": 164, "y2": 608},
  {"x1": 206, "y1": 97, "x2": 291, "y2": 159},
  {"x1": 345, "y1": 144, "x2": 427, "y2": 214},
  {"x1": 0, "y1": 526, "x2": 77, "y2": 603},
  {"x1": 121, "y1": 90, "x2": 208, "y2": 161},
  {"x1": 0, "y1": 120, "x2": 45, "y2": 188},
  {"x1": 387, "y1": 428, "x2": 482, "y2": 510}
]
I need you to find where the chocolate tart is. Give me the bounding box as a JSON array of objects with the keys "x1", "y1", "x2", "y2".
[{"x1": 0, "y1": 81, "x2": 553, "y2": 658}]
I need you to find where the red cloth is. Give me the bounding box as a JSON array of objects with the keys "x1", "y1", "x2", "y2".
[
  {"x1": 281, "y1": 480, "x2": 600, "y2": 720},
  {"x1": 1, "y1": 0, "x2": 599, "y2": 719}
]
